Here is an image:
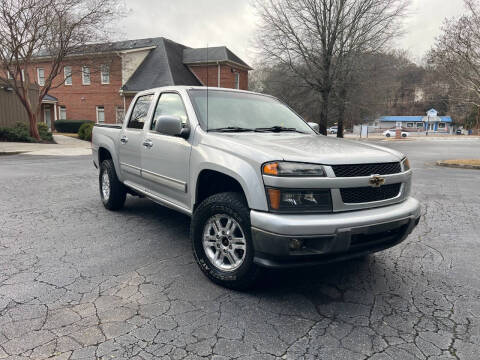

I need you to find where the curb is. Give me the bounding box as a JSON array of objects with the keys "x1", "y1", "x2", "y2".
[{"x1": 436, "y1": 161, "x2": 480, "y2": 170}]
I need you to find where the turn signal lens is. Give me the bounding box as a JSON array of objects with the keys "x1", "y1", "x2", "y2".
[
  {"x1": 263, "y1": 162, "x2": 279, "y2": 176},
  {"x1": 402, "y1": 158, "x2": 411, "y2": 171},
  {"x1": 267, "y1": 188, "x2": 281, "y2": 210}
]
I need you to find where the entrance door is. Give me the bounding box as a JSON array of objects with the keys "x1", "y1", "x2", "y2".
[{"x1": 44, "y1": 107, "x2": 51, "y2": 130}]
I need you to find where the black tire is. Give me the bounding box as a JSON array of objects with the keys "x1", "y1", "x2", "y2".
[
  {"x1": 402, "y1": 133, "x2": 407, "y2": 137},
  {"x1": 386, "y1": 133, "x2": 391, "y2": 137},
  {"x1": 99, "y1": 159, "x2": 127, "y2": 210},
  {"x1": 191, "y1": 192, "x2": 260, "y2": 290}
]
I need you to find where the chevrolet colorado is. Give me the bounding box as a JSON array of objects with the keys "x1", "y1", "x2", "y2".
[{"x1": 92, "y1": 86, "x2": 421, "y2": 289}]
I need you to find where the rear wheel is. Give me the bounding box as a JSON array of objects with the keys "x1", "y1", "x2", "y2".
[
  {"x1": 191, "y1": 192, "x2": 259, "y2": 289},
  {"x1": 99, "y1": 159, "x2": 127, "y2": 210},
  {"x1": 385, "y1": 133, "x2": 391, "y2": 137},
  {"x1": 402, "y1": 133, "x2": 407, "y2": 137}
]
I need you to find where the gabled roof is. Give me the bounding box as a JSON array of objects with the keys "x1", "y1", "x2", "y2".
[
  {"x1": 42, "y1": 93, "x2": 58, "y2": 102},
  {"x1": 121, "y1": 38, "x2": 201, "y2": 92},
  {"x1": 183, "y1": 46, "x2": 252, "y2": 69}
]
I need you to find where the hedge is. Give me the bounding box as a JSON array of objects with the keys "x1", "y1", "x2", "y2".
[
  {"x1": 0, "y1": 122, "x2": 53, "y2": 142},
  {"x1": 78, "y1": 122, "x2": 94, "y2": 141},
  {"x1": 55, "y1": 120, "x2": 93, "y2": 133}
]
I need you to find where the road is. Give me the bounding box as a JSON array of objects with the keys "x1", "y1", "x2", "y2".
[{"x1": 0, "y1": 138, "x2": 479, "y2": 359}]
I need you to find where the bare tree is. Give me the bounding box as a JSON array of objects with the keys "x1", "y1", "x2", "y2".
[
  {"x1": 254, "y1": 0, "x2": 408, "y2": 135},
  {"x1": 428, "y1": 0, "x2": 480, "y2": 131},
  {"x1": 0, "y1": 0, "x2": 120, "y2": 140}
]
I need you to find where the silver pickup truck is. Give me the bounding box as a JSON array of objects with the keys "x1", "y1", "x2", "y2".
[{"x1": 92, "y1": 86, "x2": 421, "y2": 289}]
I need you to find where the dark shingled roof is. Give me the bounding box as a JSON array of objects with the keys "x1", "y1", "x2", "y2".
[
  {"x1": 121, "y1": 38, "x2": 201, "y2": 92},
  {"x1": 183, "y1": 46, "x2": 252, "y2": 69},
  {"x1": 37, "y1": 37, "x2": 251, "y2": 92}
]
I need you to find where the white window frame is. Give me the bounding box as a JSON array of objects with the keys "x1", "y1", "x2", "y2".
[
  {"x1": 7, "y1": 70, "x2": 13, "y2": 79},
  {"x1": 96, "y1": 106, "x2": 105, "y2": 123},
  {"x1": 116, "y1": 106, "x2": 125, "y2": 124},
  {"x1": 406, "y1": 122, "x2": 414, "y2": 128},
  {"x1": 82, "y1": 66, "x2": 90, "y2": 85},
  {"x1": 100, "y1": 64, "x2": 110, "y2": 84},
  {"x1": 438, "y1": 122, "x2": 446, "y2": 129},
  {"x1": 59, "y1": 106, "x2": 67, "y2": 120},
  {"x1": 37, "y1": 68, "x2": 45, "y2": 86},
  {"x1": 64, "y1": 66, "x2": 72, "y2": 85},
  {"x1": 21, "y1": 69, "x2": 25, "y2": 82}
]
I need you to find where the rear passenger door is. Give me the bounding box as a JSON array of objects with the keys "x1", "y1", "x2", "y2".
[
  {"x1": 141, "y1": 91, "x2": 192, "y2": 211},
  {"x1": 118, "y1": 93, "x2": 154, "y2": 186}
]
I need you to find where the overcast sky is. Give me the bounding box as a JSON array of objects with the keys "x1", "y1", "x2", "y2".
[{"x1": 114, "y1": 0, "x2": 467, "y2": 66}]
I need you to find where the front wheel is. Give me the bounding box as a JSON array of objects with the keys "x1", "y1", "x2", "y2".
[
  {"x1": 385, "y1": 133, "x2": 391, "y2": 137},
  {"x1": 191, "y1": 192, "x2": 260, "y2": 289},
  {"x1": 99, "y1": 159, "x2": 127, "y2": 210}
]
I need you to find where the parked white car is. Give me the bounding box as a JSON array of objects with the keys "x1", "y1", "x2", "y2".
[
  {"x1": 328, "y1": 126, "x2": 338, "y2": 134},
  {"x1": 383, "y1": 129, "x2": 408, "y2": 138}
]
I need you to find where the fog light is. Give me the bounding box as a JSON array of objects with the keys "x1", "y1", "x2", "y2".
[{"x1": 289, "y1": 238, "x2": 303, "y2": 250}]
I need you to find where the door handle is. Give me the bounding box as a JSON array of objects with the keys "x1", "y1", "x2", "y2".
[
  {"x1": 120, "y1": 136, "x2": 128, "y2": 144},
  {"x1": 143, "y1": 139, "x2": 153, "y2": 148}
]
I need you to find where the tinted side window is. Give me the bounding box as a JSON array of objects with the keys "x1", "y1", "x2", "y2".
[
  {"x1": 151, "y1": 93, "x2": 188, "y2": 130},
  {"x1": 127, "y1": 94, "x2": 154, "y2": 129}
]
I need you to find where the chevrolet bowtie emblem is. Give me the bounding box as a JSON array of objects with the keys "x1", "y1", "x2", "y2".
[{"x1": 369, "y1": 174, "x2": 385, "y2": 188}]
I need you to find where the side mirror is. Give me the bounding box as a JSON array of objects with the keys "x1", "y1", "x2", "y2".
[
  {"x1": 308, "y1": 122, "x2": 319, "y2": 133},
  {"x1": 154, "y1": 115, "x2": 189, "y2": 139}
]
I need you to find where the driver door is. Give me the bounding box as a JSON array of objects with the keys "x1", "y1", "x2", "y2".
[{"x1": 141, "y1": 92, "x2": 192, "y2": 211}]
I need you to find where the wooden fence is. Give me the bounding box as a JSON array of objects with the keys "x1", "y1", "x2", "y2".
[{"x1": 0, "y1": 86, "x2": 39, "y2": 128}]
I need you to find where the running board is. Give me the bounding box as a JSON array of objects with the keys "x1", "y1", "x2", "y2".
[{"x1": 124, "y1": 181, "x2": 192, "y2": 216}]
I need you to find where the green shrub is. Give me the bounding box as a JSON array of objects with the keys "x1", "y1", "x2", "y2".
[
  {"x1": 0, "y1": 123, "x2": 34, "y2": 142},
  {"x1": 78, "y1": 122, "x2": 94, "y2": 141},
  {"x1": 37, "y1": 122, "x2": 53, "y2": 142},
  {"x1": 55, "y1": 120, "x2": 93, "y2": 133},
  {"x1": 0, "y1": 122, "x2": 53, "y2": 142}
]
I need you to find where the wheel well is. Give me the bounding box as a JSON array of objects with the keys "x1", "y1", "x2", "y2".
[
  {"x1": 195, "y1": 170, "x2": 246, "y2": 208},
  {"x1": 99, "y1": 147, "x2": 112, "y2": 164}
]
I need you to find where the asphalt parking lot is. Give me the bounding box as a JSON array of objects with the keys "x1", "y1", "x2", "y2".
[{"x1": 1, "y1": 138, "x2": 479, "y2": 360}]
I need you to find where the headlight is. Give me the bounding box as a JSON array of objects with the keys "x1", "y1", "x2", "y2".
[
  {"x1": 401, "y1": 157, "x2": 411, "y2": 171},
  {"x1": 263, "y1": 162, "x2": 325, "y2": 177},
  {"x1": 266, "y1": 188, "x2": 332, "y2": 213}
]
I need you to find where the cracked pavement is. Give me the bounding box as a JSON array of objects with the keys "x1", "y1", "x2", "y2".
[{"x1": 0, "y1": 138, "x2": 479, "y2": 359}]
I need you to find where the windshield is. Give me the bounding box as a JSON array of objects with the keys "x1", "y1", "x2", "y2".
[{"x1": 188, "y1": 89, "x2": 314, "y2": 133}]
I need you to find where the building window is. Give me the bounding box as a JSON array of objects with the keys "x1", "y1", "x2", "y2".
[
  {"x1": 406, "y1": 122, "x2": 414, "y2": 128},
  {"x1": 234, "y1": 72, "x2": 240, "y2": 89},
  {"x1": 64, "y1": 66, "x2": 72, "y2": 85},
  {"x1": 116, "y1": 107, "x2": 125, "y2": 124},
  {"x1": 416, "y1": 122, "x2": 424, "y2": 128},
  {"x1": 438, "y1": 122, "x2": 446, "y2": 129},
  {"x1": 59, "y1": 106, "x2": 67, "y2": 120},
  {"x1": 21, "y1": 69, "x2": 25, "y2": 82},
  {"x1": 37, "y1": 68, "x2": 45, "y2": 86},
  {"x1": 101, "y1": 64, "x2": 110, "y2": 84},
  {"x1": 6, "y1": 70, "x2": 12, "y2": 79},
  {"x1": 96, "y1": 106, "x2": 105, "y2": 123},
  {"x1": 82, "y1": 66, "x2": 90, "y2": 85}
]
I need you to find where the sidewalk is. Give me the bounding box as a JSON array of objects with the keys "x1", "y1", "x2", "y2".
[{"x1": 0, "y1": 135, "x2": 91, "y2": 156}]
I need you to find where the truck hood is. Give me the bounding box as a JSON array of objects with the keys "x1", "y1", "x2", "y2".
[{"x1": 203, "y1": 133, "x2": 404, "y2": 165}]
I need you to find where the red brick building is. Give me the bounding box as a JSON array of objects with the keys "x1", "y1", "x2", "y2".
[{"x1": 24, "y1": 37, "x2": 251, "y2": 128}]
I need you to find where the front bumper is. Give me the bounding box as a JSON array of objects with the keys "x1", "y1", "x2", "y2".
[{"x1": 250, "y1": 197, "x2": 421, "y2": 268}]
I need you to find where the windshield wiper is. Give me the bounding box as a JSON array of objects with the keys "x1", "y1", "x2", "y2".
[
  {"x1": 254, "y1": 126, "x2": 306, "y2": 133},
  {"x1": 208, "y1": 127, "x2": 254, "y2": 132}
]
